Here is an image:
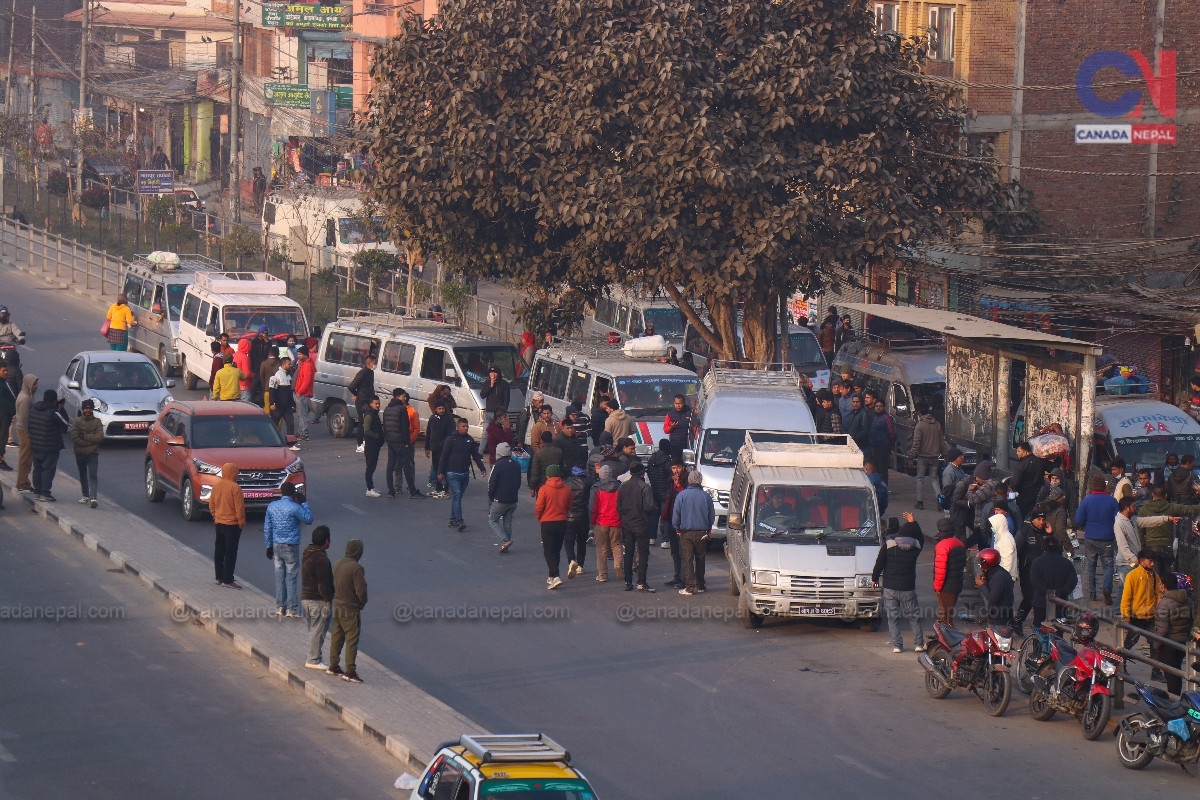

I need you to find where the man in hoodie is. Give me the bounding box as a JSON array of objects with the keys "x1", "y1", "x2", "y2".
[
  {"x1": 383, "y1": 389, "x2": 423, "y2": 498},
  {"x1": 301, "y1": 525, "x2": 334, "y2": 670},
  {"x1": 989, "y1": 505, "x2": 1018, "y2": 589},
  {"x1": 872, "y1": 513, "x2": 925, "y2": 653},
  {"x1": 646, "y1": 439, "x2": 673, "y2": 545},
  {"x1": 604, "y1": 402, "x2": 635, "y2": 442},
  {"x1": 328, "y1": 539, "x2": 367, "y2": 683},
  {"x1": 264, "y1": 482, "x2": 313, "y2": 617},
  {"x1": 1154, "y1": 572, "x2": 1193, "y2": 695},
  {"x1": 361, "y1": 395, "x2": 384, "y2": 498},
  {"x1": 868, "y1": 399, "x2": 896, "y2": 483},
  {"x1": 1029, "y1": 536, "x2": 1077, "y2": 625},
  {"x1": 210, "y1": 462, "x2": 246, "y2": 588},
  {"x1": 14, "y1": 373, "x2": 37, "y2": 492},
  {"x1": 617, "y1": 462, "x2": 657, "y2": 592},
  {"x1": 424, "y1": 401, "x2": 455, "y2": 497},
  {"x1": 590, "y1": 464, "x2": 623, "y2": 582},
  {"x1": 535, "y1": 464, "x2": 573, "y2": 589},
  {"x1": 564, "y1": 465, "x2": 591, "y2": 578},
  {"x1": 0, "y1": 362, "x2": 16, "y2": 471},
  {"x1": 234, "y1": 336, "x2": 254, "y2": 401},
  {"x1": 28, "y1": 388, "x2": 68, "y2": 501},
  {"x1": 672, "y1": 470, "x2": 714, "y2": 596},
  {"x1": 294, "y1": 345, "x2": 315, "y2": 440},
  {"x1": 71, "y1": 399, "x2": 104, "y2": 508},
  {"x1": 932, "y1": 518, "x2": 965, "y2": 625},
  {"x1": 479, "y1": 364, "x2": 510, "y2": 417},
  {"x1": 438, "y1": 417, "x2": 486, "y2": 531},
  {"x1": 908, "y1": 407, "x2": 946, "y2": 510},
  {"x1": 488, "y1": 442, "x2": 522, "y2": 552},
  {"x1": 267, "y1": 354, "x2": 298, "y2": 443},
  {"x1": 1121, "y1": 549, "x2": 1163, "y2": 650}
]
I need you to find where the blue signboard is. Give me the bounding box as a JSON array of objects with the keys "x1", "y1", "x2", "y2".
[{"x1": 137, "y1": 170, "x2": 175, "y2": 195}]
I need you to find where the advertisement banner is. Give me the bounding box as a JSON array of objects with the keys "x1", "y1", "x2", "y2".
[
  {"x1": 137, "y1": 170, "x2": 174, "y2": 195},
  {"x1": 261, "y1": 3, "x2": 347, "y2": 29},
  {"x1": 265, "y1": 82, "x2": 312, "y2": 108}
]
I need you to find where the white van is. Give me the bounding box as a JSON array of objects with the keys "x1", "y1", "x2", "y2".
[
  {"x1": 685, "y1": 323, "x2": 830, "y2": 389},
  {"x1": 725, "y1": 433, "x2": 883, "y2": 630},
  {"x1": 261, "y1": 188, "x2": 398, "y2": 272},
  {"x1": 175, "y1": 272, "x2": 310, "y2": 390},
  {"x1": 1091, "y1": 395, "x2": 1200, "y2": 472},
  {"x1": 583, "y1": 291, "x2": 688, "y2": 353},
  {"x1": 120, "y1": 253, "x2": 222, "y2": 377},
  {"x1": 312, "y1": 310, "x2": 524, "y2": 439},
  {"x1": 686, "y1": 365, "x2": 816, "y2": 537}
]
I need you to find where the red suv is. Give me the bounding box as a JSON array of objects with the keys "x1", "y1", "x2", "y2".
[{"x1": 145, "y1": 400, "x2": 306, "y2": 520}]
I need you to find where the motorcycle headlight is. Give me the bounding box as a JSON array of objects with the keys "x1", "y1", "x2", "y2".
[
  {"x1": 191, "y1": 458, "x2": 223, "y2": 476},
  {"x1": 752, "y1": 570, "x2": 778, "y2": 587},
  {"x1": 1100, "y1": 660, "x2": 1117, "y2": 676},
  {"x1": 285, "y1": 459, "x2": 304, "y2": 474},
  {"x1": 995, "y1": 634, "x2": 1013, "y2": 652}
]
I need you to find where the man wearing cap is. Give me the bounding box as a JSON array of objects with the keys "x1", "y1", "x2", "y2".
[
  {"x1": 518, "y1": 390, "x2": 548, "y2": 444},
  {"x1": 1013, "y1": 511, "x2": 1052, "y2": 632},
  {"x1": 488, "y1": 442, "x2": 522, "y2": 552},
  {"x1": 1104, "y1": 366, "x2": 1132, "y2": 396},
  {"x1": 617, "y1": 461, "x2": 657, "y2": 592},
  {"x1": 294, "y1": 345, "x2": 315, "y2": 441},
  {"x1": 535, "y1": 464, "x2": 573, "y2": 589},
  {"x1": 672, "y1": 470, "x2": 715, "y2": 596},
  {"x1": 479, "y1": 364, "x2": 510, "y2": 417},
  {"x1": 70, "y1": 398, "x2": 104, "y2": 508},
  {"x1": 383, "y1": 389, "x2": 423, "y2": 498}
]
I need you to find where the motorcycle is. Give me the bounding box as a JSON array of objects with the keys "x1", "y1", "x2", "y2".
[
  {"x1": 1114, "y1": 679, "x2": 1200, "y2": 771},
  {"x1": 919, "y1": 620, "x2": 1015, "y2": 716},
  {"x1": 1015, "y1": 620, "x2": 1072, "y2": 695},
  {"x1": 1027, "y1": 627, "x2": 1122, "y2": 740}
]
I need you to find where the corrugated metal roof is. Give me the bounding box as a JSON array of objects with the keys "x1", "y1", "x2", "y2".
[{"x1": 843, "y1": 304, "x2": 1102, "y2": 355}]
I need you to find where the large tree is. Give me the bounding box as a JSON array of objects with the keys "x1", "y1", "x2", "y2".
[{"x1": 364, "y1": 0, "x2": 1014, "y2": 361}]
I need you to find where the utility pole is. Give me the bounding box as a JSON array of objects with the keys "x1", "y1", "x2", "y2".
[
  {"x1": 229, "y1": 2, "x2": 241, "y2": 222},
  {"x1": 27, "y1": 5, "x2": 34, "y2": 120},
  {"x1": 4, "y1": 0, "x2": 15, "y2": 114},
  {"x1": 76, "y1": 0, "x2": 89, "y2": 197}
]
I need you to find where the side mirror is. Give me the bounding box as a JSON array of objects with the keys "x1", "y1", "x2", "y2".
[
  {"x1": 165, "y1": 379, "x2": 176, "y2": 388},
  {"x1": 166, "y1": 437, "x2": 185, "y2": 447},
  {"x1": 67, "y1": 380, "x2": 80, "y2": 390},
  {"x1": 728, "y1": 513, "x2": 744, "y2": 531},
  {"x1": 683, "y1": 448, "x2": 696, "y2": 468},
  {"x1": 204, "y1": 323, "x2": 218, "y2": 337},
  {"x1": 445, "y1": 367, "x2": 459, "y2": 382}
]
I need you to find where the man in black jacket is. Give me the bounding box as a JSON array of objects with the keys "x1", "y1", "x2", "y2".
[
  {"x1": 28, "y1": 389, "x2": 68, "y2": 501},
  {"x1": 301, "y1": 525, "x2": 334, "y2": 670},
  {"x1": 976, "y1": 547, "x2": 1015, "y2": 627},
  {"x1": 479, "y1": 365, "x2": 510, "y2": 417},
  {"x1": 487, "y1": 442, "x2": 522, "y2": 552},
  {"x1": 382, "y1": 389, "x2": 421, "y2": 498},
  {"x1": 529, "y1": 431, "x2": 563, "y2": 497},
  {"x1": 552, "y1": 420, "x2": 588, "y2": 476},
  {"x1": 1014, "y1": 510, "x2": 1052, "y2": 632},
  {"x1": 439, "y1": 417, "x2": 486, "y2": 531},
  {"x1": 872, "y1": 513, "x2": 925, "y2": 653},
  {"x1": 1010, "y1": 441, "x2": 1045, "y2": 521},
  {"x1": 646, "y1": 439, "x2": 672, "y2": 544},
  {"x1": 361, "y1": 395, "x2": 384, "y2": 498},
  {"x1": 1029, "y1": 536, "x2": 1077, "y2": 625},
  {"x1": 845, "y1": 393, "x2": 869, "y2": 452},
  {"x1": 424, "y1": 401, "x2": 455, "y2": 497},
  {"x1": 617, "y1": 462, "x2": 657, "y2": 592},
  {"x1": 347, "y1": 354, "x2": 377, "y2": 451},
  {"x1": 564, "y1": 465, "x2": 592, "y2": 577}
]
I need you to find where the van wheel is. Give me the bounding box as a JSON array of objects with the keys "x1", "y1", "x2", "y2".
[
  {"x1": 738, "y1": 590, "x2": 764, "y2": 629},
  {"x1": 728, "y1": 568, "x2": 740, "y2": 596},
  {"x1": 183, "y1": 357, "x2": 197, "y2": 390},
  {"x1": 326, "y1": 402, "x2": 349, "y2": 438},
  {"x1": 157, "y1": 345, "x2": 172, "y2": 378}
]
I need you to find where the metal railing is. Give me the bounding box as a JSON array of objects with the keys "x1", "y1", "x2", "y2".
[{"x1": 0, "y1": 216, "x2": 123, "y2": 297}]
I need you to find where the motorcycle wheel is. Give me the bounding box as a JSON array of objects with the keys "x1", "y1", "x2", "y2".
[
  {"x1": 924, "y1": 644, "x2": 952, "y2": 700},
  {"x1": 1081, "y1": 693, "x2": 1112, "y2": 741},
  {"x1": 1029, "y1": 688, "x2": 1057, "y2": 721},
  {"x1": 1015, "y1": 635, "x2": 1042, "y2": 695},
  {"x1": 981, "y1": 667, "x2": 1012, "y2": 717},
  {"x1": 1116, "y1": 717, "x2": 1155, "y2": 770}
]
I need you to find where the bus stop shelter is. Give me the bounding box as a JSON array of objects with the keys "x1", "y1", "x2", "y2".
[{"x1": 844, "y1": 304, "x2": 1105, "y2": 493}]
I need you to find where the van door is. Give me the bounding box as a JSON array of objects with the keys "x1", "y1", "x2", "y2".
[
  {"x1": 890, "y1": 382, "x2": 916, "y2": 461},
  {"x1": 176, "y1": 291, "x2": 207, "y2": 383},
  {"x1": 378, "y1": 338, "x2": 419, "y2": 421},
  {"x1": 417, "y1": 345, "x2": 462, "y2": 423},
  {"x1": 139, "y1": 277, "x2": 170, "y2": 363},
  {"x1": 122, "y1": 273, "x2": 148, "y2": 356}
]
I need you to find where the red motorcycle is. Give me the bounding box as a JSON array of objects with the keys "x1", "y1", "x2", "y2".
[
  {"x1": 919, "y1": 620, "x2": 1015, "y2": 716},
  {"x1": 1027, "y1": 613, "x2": 1121, "y2": 740}
]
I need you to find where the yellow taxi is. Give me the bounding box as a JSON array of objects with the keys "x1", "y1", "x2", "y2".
[{"x1": 410, "y1": 734, "x2": 597, "y2": 799}]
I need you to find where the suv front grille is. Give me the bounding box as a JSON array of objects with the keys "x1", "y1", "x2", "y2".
[{"x1": 236, "y1": 469, "x2": 288, "y2": 491}]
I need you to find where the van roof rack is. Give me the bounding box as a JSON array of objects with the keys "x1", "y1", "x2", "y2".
[
  {"x1": 702, "y1": 363, "x2": 801, "y2": 393},
  {"x1": 859, "y1": 332, "x2": 943, "y2": 350},
  {"x1": 742, "y1": 431, "x2": 864, "y2": 468},
  {"x1": 131, "y1": 253, "x2": 223, "y2": 273},
  {"x1": 458, "y1": 734, "x2": 570, "y2": 764},
  {"x1": 194, "y1": 271, "x2": 288, "y2": 295},
  {"x1": 335, "y1": 308, "x2": 458, "y2": 329},
  {"x1": 547, "y1": 337, "x2": 667, "y2": 361}
]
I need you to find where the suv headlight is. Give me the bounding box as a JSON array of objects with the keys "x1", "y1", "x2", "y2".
[
  {"x1": 192, "y1": 458, "x2": 223, "y2": 476},
  {"x1": 855, "y1": 575, "x2": 873, "y2": 589},
  {"x1": 752, "y1": 570, "x2": 778, "y2": 587},
  {"x1": 285, "y1": 459, "x2": 304, "y2": 474}
]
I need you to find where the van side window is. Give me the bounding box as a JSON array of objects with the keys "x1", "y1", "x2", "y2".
[
  {"x1": 123, "y1": 274, "x2": 143, "y2": 306},
  {"x1": 420, "y1": 348, "x2": 447, "y2": 381},
  {"x1": 140, "y1": 279, "x2": 155, "y2": 310},
  {"x1": 182, "y1": 294, "x2": 201, "y2": 327},
  {"x1": 613, "y1": 303, "x2": 630, "y2": 334},
  {"x1": 198, "y1": 301, "x2": 212, "y2": 331},
  {"x1": 595, "y1": 297, "x2": 615, "y2": 328},
  {"x1": 567, "y1": 369, "x2": 591, "y2": 407},
  {"x1": 324, "y1": 332, "x2": 379, "y2": 367},
  {"x1": 381, "y1": 341, "x2": 415, "y2": 375},
  {"x1": 531, "y1": 360, "x2": 569, "y2": 399},
  {"x1": 629, "y1": 310, "x2": 643, "y2": 336},
  {"x1": 592, "y1": 376, "x2": 612, "y2": 407}
]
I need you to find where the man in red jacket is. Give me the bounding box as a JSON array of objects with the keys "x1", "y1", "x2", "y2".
[
  {"x1": 294, "y1": 345, "x2": 315, "y2": 441},
  {"x1": 933, "y1": 517, "x2": 966, "y2": 625}
]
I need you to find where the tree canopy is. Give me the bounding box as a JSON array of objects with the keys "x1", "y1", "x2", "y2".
[{"x1": 364, "y1": 0, "x2": 1016, "y2": 361}]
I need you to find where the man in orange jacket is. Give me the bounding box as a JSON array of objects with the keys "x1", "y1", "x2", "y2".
[
  {"x1": 209, "y1": 462, "x2": 246, "y2": 588},
  {"x1": 535, "y1": 464, "x2": 573, "y2": 589}
]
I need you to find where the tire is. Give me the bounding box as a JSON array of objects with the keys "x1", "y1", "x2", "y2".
[
  {"x1": 1015, "y1": 635, "x2": 1043, "y2": 695},
  {"x1": 157, "y1": 345, "x2": 172, "y2": 378},
  {"x1": 1029, "y1": 688, "x2": 1057, "y2": 721},
  {"x1": 1081, "y1": 693, "x2": 1112, "y2": 741},
  {"x1": 183, "y1": 357, "x2": 197, "y2": 390},
  {"x1": 859, "y1": 617, "x2": 882, "y2": 632},
  {"x1": 924, "y1": 643, "x2": 952, "y2": 699},
  {"x1": 981, "y1": 667, "x2": 1012, "y2": 717},
  {"x1": 145, "y1": 459, "x2": 165, "y2": 502},
  {"x1": 738, "y1": 590, "x2": 764, "y2": 630},
  {"x1": 728, "y1": 567, "x2": 740, "y2": 596},
  {"x1": 326, "y1": 402, "x2": 350, "y2": 438},
  {"x1": 1116, "y1": 717, "x2": 1156, "y2": 770},
  {"x1": 180, "y1": 477, "x2": 202, "y2": 521}
]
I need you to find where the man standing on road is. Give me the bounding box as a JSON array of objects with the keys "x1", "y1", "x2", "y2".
[
  {"x1": 1029, "y1": 537, "x2": 1077, "y2": 626},
  {"x1": 564, "y1": 465, "x2": 591, "y2": 578},
  {"x1": 210, "y1": 354, "x2": 246, "y2": 401},
  {"x1": 301, "y1": 525, "x2": 334, "y2": 670},
  {"x1": 361, "y1": 395, "x2": 384, "y2": 498},
  {"x1": 529, "y1": 406, "x2": 556, "y2": 453},
  {"x1": 553, "y1": 419, "x2": 588, "y2": 476},
  {"x1": 932, "y1": 517, "x2": 965, "y2": 625},
  {"x1": 479, "y1": 365, "x2": 510, "y2": 419},
  {"x1": 0, "y1": 363, "x2": 16, "y2": 471},
  {"x1": 664, "y1": 394, "x2": 693, "y2": 455},
  {"x1": 383, "y1": 389, "x2": 423, "y2": 498},
  {"x1": 28, "y1": 389, "x2": 68, "y2": 502},
  {"x1": 976, "y1": 547, "x2": 1015, "y2": 627},
  {"x1": 264, "y1": 482, "x2": 313, "y2": 617},
  {"x1": 1074, "y1": 475, "x2": 1121, "y2": 605},
  {"x1": 868, "y1": 400, "x2": 896, "y2": 484},
  {"x1": 424, "y1": 401, "x2": 454, "y2": 497},
  {"x1": 590, "y1": 464, "x2": 624, "y2": 582},
  {"x1": 529, "y1": 431, "x2": 563, "y2": 498},
  {"x1": 328, "y1": 538, "x2": 367, "y2": 684},
  {"x1": 488, "y1": 442, "x2": 521, "y2": 552},
  {"x1": 267, "y1": 355, "x2": 298, "y2": 443},
  {"x1": 646, "y1": 439, "x2": 672, "y2": 546},
  {"x1": 1011, "y1": 441, "x2": 1045, "y2": 521},
  {"x1": 617, "y1": 462, "x2": 657, "y2": 593},
  {"x1": 104, "y1": 295, "x2": 137, "y2": 351},
  {"x1": 439, "y1": 417, "x2": 486, "y2": 531},
  {"x1": 940, "y1": 448, "x2": 967, "y2": 502},
  {"x1": 1121, "y1": 549, "x2": 1164, "y2": 650},
  {"x1": 1136, "y1": 485, "x2": 1200, "y2": 581},
  {"x1": 535, "y1": 464, "x2": 572, "y2": 589},
  {"x1": 659, "y1": 462, "x2": 688, "y2": 588},
  {"x1": 248, "y1": 326, "x2": 272, "y2": 402},
  {"x1": 1114, "y1": 496, "x2": 1174, "y2": 586},
  {"x1": 347, "y1": 353, "x2": 377, "y2": 455},
  {"x1": 70, "y1": 399, "x2": 103, "y2": 508},
  {"x1": 672, "y1": 470, "x2": 714, "y2": 596},
  {"x1": 13, "y1": 374, "x2": 37, "y2": 492},
  {"x1": 294, "y1": 346, "x2": 315, "y2": 441},
  {"x1": 209, "y1": 462, "x2": 246, "y2": 589},
  {"x1": 872, "y1": 513, "x2": 926, "y2": 653},
  {"x1": 908, "y1": 406, "x2": 945, "y2": 510}
]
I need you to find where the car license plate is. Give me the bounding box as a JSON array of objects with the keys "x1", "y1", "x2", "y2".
[
  {"x1": 124, "y1": 422, "x2": 150, "y2": 431},
  {"x1": 796, "y1": 606, "x2": 840, "y2": 616},
  {"x1": 243, "y1": 490, "x2": 275, "y2": 499}
]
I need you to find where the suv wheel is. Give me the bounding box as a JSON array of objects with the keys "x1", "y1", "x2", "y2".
[
  {"x1": 180, "y1": 477, "x2": 202, "y2": 521},
  {"x1": 145, "y1": 459, "x2": 165, "y2": 502},
  {"x1": 326, "y1": 402, "x2": 349, "y2": 438}
]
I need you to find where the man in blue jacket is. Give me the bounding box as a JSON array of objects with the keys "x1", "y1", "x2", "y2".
[
  {"x1": 1074, "y1": 475, "x2": 1120, "y2": 605},
  {"x1": 488, "y1": 442, "x2": 522, "y2": 552},
  {"x1": 672, "y1": 471, "x2": 715, "y2": 596},
  {"x1": 264, "y1": 482, "x2": 313, "y2": 617},
  {"x1": 439, "y1": 417, "x2": 486, "y2": 531}
]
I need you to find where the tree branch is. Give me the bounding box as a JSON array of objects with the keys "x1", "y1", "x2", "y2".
[{"x1": 663, "y1": 282, "x2": 722, "y2": 355}]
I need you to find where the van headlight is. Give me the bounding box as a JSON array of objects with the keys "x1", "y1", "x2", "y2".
[
  {"x1": 752, "y1": 570, "x2": 778, "y2": 587},
  {"x1": 286, "y1": 459, "x2": 304, "y2": 474},
  {"x1": 855, "y1": 575, "x2": 873, "y2": 589}
]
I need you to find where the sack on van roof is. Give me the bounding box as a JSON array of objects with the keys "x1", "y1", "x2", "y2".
[
  {"x1": 623, "y1": 334, "x2": 667, "y2": 359},
  {"x1": 147, "y1": 251, "x2": 180, "y2": 270}
]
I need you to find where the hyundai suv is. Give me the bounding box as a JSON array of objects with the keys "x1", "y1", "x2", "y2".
[{"x1": 145, "y1": 400, "x2": 306, "y2": 521}]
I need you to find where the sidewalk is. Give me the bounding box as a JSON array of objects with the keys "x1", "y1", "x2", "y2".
[{"x1": 0, "y1": 469, "x2": 482, "y2": 777}]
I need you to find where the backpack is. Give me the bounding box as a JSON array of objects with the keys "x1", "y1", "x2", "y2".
[{"x1": 937, "y1": 490, "x2": 951, "y2": 511}]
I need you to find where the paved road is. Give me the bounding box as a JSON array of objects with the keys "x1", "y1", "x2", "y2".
[
  {"x1": 0, "y1": 502, "x2": 403, "y2": 800},
  {"x1": 2, "y1": 264, "x2": 1192, "y2": 798}
]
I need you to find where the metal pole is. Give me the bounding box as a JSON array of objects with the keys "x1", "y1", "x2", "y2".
[
  {"x1": 995, "y1": 355, "x2": 1011, "y2": 470},
  {"x1": 1079, "y1": 352, "x2": 1096, "y2": 505},
  {"x1": 26, "y1": 6, "x2": 33, "y2": 120},
  {"x1": 778, "y1": 293, "x2": 789, "y2": 365},
  {"x1": 3, "y1": 0, "x2": 14, "y2": 115},
  {"x1": 75, "y1": 0, "x2": 89, "y2": 199},
  {"x1": 1009, "y1": 0, "x2": 1026, "y2": 182},
  {"x1": 229, "y1": 3, "x2": 242, "y2": 223},
  {"x1": 1145, "y1": 0, "x2": 1168, "y2": 237}
]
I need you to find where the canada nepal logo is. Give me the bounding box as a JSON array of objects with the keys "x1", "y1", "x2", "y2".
[{"x1": 1074, "y1": 50, "x2": 1177, "y2": 145}]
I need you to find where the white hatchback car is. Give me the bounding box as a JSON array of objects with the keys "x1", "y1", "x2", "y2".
[{"x1": 59, "y1": 350, "x2": 175, "y2": 438}]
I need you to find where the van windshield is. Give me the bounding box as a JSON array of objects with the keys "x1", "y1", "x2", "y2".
[
  {"x1": 166, "y1": 284, "x2": 187, "y2": 321},
  {"x1": 753, "y1": 485, "x2": 878, "y2": 544},
  {"x1": 1113, "y1": 434, "x2": 1200, "y2": 467},
  {"x1": 784, "y1": 332, "x2": 826, "y2": 368},
  {"x1": 643, "y1": 308, "x2": 686, "y2": 338},
  {"x1": 453, "y1": 345, "x2": 520, "y2": 389},
  {"x1": 338, "y1": 217, "x2": 388, "y2": 244},
  {"x1": 911, "y1": 382, "x2": 947, "y2": 419},
  {"x1": 702, "y1": 430, "x2": 809, "y2": 466},
  {"x1": 616, "y1": 377, "x2": 699, "y2": 416},
  {"x1": 223, "y1": 307, "x2": 308, "y2": 338}
]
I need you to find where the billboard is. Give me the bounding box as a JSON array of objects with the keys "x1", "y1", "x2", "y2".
[
  {"x1": 1074, "y1": 50, "x2": 1176, "y2": 144},
  {"x1": 261, "y1": 3, "x2": 347, "y2": 29},
  {"x1": 137, "y1": 170, "x2": 174, "y2": 195},
  {"x1": 265, "y1": 82, "x2": 312, "y2": 108}
]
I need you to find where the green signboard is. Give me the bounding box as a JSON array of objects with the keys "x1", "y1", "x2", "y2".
[
  {"x1": 261, "y1": 3, "x2": 347, "y2": 29},
  {"x1": 335, "y1": 85, "x2": 353, "y2": 110},
  {"x1": 265, "y1": 82, "x2": 312, "y2": 108}
]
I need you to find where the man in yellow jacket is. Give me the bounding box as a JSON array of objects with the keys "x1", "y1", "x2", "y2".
[
  {"x1": 1121, "y1": 548, "x2": 1164, "y2": 650},
  {"x1": 210, "y1": 355, "x2": 247, "y2": 401},
  {"x1": 104, "y1": 295, "x2": 137, "y2": 351}
]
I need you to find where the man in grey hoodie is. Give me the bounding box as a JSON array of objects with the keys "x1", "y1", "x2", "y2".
[{"x1": 329, "y1": 539, "x2": 367, "y2": 684}]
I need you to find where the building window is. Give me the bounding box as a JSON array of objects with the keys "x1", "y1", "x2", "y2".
[
  {"x1": 216, "y1": 42, "x2": 233, "y2": 67},
  {"x1": 927, "y1": 6, "x2": 955, "y2": 61},
  {"x1": 874, "y1": 3, "x2": 898, "y2": 32}
]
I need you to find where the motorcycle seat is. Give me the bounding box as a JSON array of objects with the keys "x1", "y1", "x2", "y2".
[
  {"x1": 939, "y1": 626, "x2": 968, "y2": 647},
  {"x1": 1054, "y1": 644, "x2": 1077, "y2": 663},
  {"x1": 1146, "y1": 687, "x2": 1186, "y2": 716}
]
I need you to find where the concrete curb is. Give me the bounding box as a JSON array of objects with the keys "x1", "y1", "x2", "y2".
[{"x1": 1, "y1": 471, "x2": 485, "y2": 777}]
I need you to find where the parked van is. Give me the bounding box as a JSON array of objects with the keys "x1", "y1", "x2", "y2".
[
  {"x1": 120, "y1": 252, "x2": 222, "y2": 377},
  {"x1": 685, "y1": 323, "x2": 830, "y2": 389},
  {"x1": 685, "y1": 364, "x2": 816, "y2": 537},
  {"x1": 725, "y1": 432, "x2": 883, "y2": 629},
  {"x1": 526, "y1": 340, "x2": 699, "y2": 453},
  {"x1": 583, "y1": 290, "x2": 688, "y2": 353},
  {"x1": 312, "y1": 310, "x2": 524, "y2": 440},
  {"x1": 175, "y1": 272, "x2": 310, "y2": 391},
  {"x1": 1091, "y1": 395, "x2": 1200, "y2": 473},
  {"x1": 261, "y1": 188, "x2": 397, "y2": 272}
]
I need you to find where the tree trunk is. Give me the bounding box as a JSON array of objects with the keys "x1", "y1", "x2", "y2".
[
  {"x1": 662, "y1": 283, "x2": 740, "y2": 360},
  {"x1": 740, "y1": 291, "x2": 777, "y2": 365}
]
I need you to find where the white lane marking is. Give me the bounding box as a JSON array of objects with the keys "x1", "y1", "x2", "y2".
[
  {"x1": 0, "y1": 742, "x2": 15, "y2": 763},
  {"x1": 835, "y1": 754, "x2": 887, "y2": 780},
  {"x1": 341, "y1": 503, "x2": 366, "y2": 516},
  {"x1": 672, "y1": 672, "x2": 717, "y2": 693}
]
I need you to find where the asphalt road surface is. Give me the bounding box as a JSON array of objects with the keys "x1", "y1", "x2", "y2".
[
  {"x1": 2, "y1": 264, "x2": 1193, "y2": 798},
  {"x1": 0, "y1": 502, "x2": 403, "y2": 799}
]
